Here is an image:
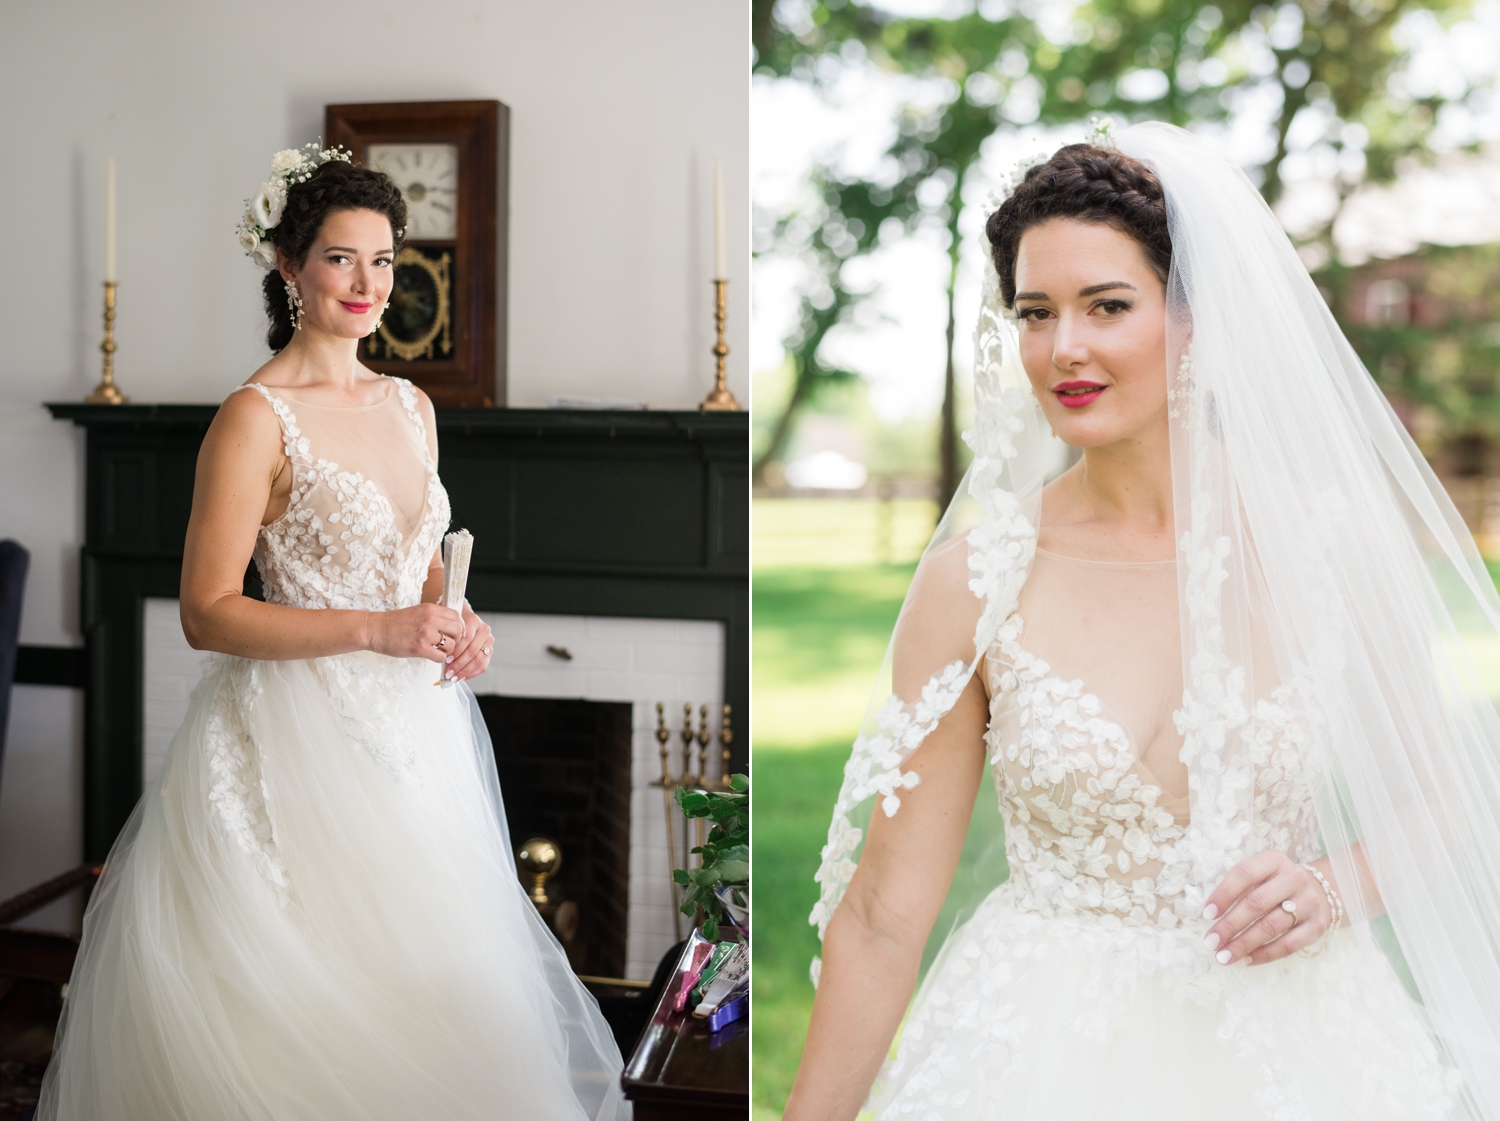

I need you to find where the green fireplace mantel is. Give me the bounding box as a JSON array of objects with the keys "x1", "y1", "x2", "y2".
[{"x1": 46, "y1": 402, "x2": 748, "y2": 862}]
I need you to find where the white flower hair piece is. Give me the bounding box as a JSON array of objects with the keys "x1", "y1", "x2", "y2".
[
  {"x1": 234, "y1": 141, "x2": 354, "y2": 270},
  {"x1": 985, "y1": 115, "x2": 1124, "y2": 212}
]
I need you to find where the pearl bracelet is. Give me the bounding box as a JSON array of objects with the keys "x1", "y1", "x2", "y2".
[{"x1": 1298, "y1": 862, "x2": 1344, "y2": 957}]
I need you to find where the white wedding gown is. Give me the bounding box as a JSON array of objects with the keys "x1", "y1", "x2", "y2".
[
  {"x1": 866, "y1": 546, "x2": 1462, "y2": 1120},
  {"x1": 38, "y1": 377, "x2": 627, "y2": 1120}
]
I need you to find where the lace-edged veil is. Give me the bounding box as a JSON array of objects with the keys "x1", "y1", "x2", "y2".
[{"x1": 809, "y1": 121, "x2": 1500, "y2": 1110}]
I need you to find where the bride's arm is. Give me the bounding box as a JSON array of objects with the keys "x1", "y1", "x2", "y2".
[
  {"x1": 786, "y1": 539, "x2": 989, "y2": 1121},
  {"x1": 179, "y1": 389, "x2": 463, "y2": 662},
  {"x1": 785, "y1": 678, "x2": 988, "y2": 1120}
]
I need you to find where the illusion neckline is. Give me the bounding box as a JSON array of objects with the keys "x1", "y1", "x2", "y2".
[
  {"x1": 1034, "y1": 546, "x2": 1177, "y2": 568},
  {"x1": 244, "y1": 376, "x2": 395, "y2": 411}
]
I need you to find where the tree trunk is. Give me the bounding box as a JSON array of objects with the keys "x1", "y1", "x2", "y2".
[
  {"x1": 752, "y1": 370, "x2": 811, "y2": 485},
  {"x1": 1261, "y1": 73, "x2": 1304, "y2": 207}
]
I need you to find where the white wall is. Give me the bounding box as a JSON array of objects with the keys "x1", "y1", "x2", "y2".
[{"x1": 0, "y1": 0, "x2": 748, "y2": 928}]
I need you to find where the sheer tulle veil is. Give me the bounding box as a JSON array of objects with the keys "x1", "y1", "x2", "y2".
[{"x1": 809, "y1": 120, "x2": 1500, "y2": 1110}]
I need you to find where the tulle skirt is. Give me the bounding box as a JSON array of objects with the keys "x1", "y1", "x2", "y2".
[
  {"x1": 37, "y1": 651, "x2": 626, "y2": 1120},
  {"x1": 867, "y1": 886, "x2": 1463, "y2": 1120}
]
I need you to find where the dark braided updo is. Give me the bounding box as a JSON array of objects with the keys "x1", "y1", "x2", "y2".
[
  {"x1": 985, "y1": 144, "x2": 1171, "y2": 309},
  {"x1": 262, "y1": 160, "x2": 408, "y2": 353}
]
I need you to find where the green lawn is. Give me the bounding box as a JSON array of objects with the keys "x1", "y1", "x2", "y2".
[{"x1": 752, "y1": 560, "x2": 914, "y2": 1118}]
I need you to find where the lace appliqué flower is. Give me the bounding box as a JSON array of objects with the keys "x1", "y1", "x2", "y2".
[
  {"x1": 313, "y1": 654, "x2": 424, "y2": 783},
  {"x1": 203, "y1": 656, "x2": 291, "y2": 907}
]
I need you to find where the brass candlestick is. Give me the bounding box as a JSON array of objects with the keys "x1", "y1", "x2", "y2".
[
  {"x1": 86, "y1": 281, "x2": 127, "y2": 404},
  {"x1": 700, "y1": 279, "x2": 740, "y2": 411}
]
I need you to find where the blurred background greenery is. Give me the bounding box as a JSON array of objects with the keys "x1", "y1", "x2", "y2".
[{"x1": 750, "y1": 0, "x2": 1500, "y2": 1115}]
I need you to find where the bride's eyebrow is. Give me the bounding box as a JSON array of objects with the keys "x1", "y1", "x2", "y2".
[{"x1": 1079, "y1": 281, "x2": 1136, "y2": 296}]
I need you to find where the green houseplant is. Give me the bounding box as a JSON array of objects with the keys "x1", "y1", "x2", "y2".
[{"x1": 672, "y1": 774, "x2": 748, "y2": 942}]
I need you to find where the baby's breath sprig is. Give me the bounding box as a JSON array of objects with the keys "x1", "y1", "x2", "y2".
[{"x1": 1085, "y1": 114, "x2": 1119, "y2": 149}]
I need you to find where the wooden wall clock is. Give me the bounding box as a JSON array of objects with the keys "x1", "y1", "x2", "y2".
[{"x1": 326, "y1": 100, "x2": 509, "y2": 407}]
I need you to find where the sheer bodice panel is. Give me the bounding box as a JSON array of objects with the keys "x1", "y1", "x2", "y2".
[
  {"x1": 240, "y1": 378, "x2": 450, "y2": 612},
  {"x1": 984, "y1": 549, "x2": 1323, "y2": 929}
]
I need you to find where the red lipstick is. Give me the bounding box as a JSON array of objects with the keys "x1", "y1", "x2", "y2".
[
  {"x1": 1053, "y1": 380, "x2": 1106, "y2": 408},
  {"x1": 339, "y1": 301, "x2": 374, "y2": 314}
]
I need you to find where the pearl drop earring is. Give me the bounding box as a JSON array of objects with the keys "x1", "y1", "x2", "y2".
[
  {"x1": 286, "y1": 281, "x2": 305, "y2": 331},
  {"x1": 370, "y1": 302, "x2": 386, "y2": 336}
]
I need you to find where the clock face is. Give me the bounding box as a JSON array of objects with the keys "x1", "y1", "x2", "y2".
[{"x1": 368, "y1": 143, "x2": 459, "y2": 240}]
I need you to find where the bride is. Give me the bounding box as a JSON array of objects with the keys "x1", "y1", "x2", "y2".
[
  {"x1": 38, "y1": 146, "x2": 626, "y2": 1120},
  {"x1": 787, "y1": 122, "x2": 1500, "y2": 1119}
]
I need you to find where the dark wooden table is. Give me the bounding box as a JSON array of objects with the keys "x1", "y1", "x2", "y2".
[{"x1": 621, "y1": 945, "x2": 748, "y2": 1120}]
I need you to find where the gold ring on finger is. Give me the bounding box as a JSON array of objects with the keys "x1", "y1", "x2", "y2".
[
  {"x1": 1280, "y1": 899, "x2": 1297, "y2": 916},
  {"x1": 482, "y1": 646, "x2": 491, "y2": 657}
]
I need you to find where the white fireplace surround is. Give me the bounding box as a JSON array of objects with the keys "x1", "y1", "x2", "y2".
[{"x1": 143, "y1": 599, "x2": 724, "y2": 981}]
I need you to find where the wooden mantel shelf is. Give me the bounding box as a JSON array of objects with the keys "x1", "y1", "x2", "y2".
[{"x1": 46, "y1": 402, "x2": 746, "y2": 440}]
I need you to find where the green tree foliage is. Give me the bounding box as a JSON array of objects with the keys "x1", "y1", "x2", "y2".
[{"x1": 754, "y1": 0, "x2": 1474, "y2": 500}]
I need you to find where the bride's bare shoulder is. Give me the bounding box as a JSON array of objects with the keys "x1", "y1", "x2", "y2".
[
  {"x1": 201, "y1": 379, "x2": 284, "y2": 462},
  {"x1": 895, "y1": 530, "x2": 980, "y2": 646}
]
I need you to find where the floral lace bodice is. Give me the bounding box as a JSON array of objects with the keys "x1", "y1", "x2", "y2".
[
  {"x1": 240, "y1": 378, "x2": 450, "y2": 612},
  {"x1": 984, "y1": 555, "x2": 1325, "y2": 931}
]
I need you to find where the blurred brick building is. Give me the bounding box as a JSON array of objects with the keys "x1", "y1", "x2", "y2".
[{"x1": 1320, "y1": 244, "x2": 1500, "y2": 547}]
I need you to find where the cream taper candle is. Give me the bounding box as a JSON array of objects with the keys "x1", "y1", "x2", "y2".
[
  {"x1": 713, "y1": 159, "x2": 726, "y2": 281},
  {"x1": 105, "y1": 156, "x2": 117, "y2": 283}
]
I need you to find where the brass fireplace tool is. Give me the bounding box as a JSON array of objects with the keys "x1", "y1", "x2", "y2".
[
  {"x1": 516, "y1": 836, "x2": 578, "y2": 946},
  {"x1": 652, "y1": 702, "x2": 736, "y2": 938}
]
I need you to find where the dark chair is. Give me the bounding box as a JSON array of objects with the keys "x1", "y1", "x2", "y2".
[
  {"x1": 0, "y1": 536, "x2": 102, "y2": 974},
  {"x1": 0, "y1": 540, "x2": 29, "y2": 799}
]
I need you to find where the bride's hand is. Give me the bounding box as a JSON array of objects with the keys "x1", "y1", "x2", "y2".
[
  {"x1": 439, "y1": 601, "x2": 493, "y2": 684},
  {"x1": 369, "y1": 603, "x2": 466, "y2": 664},
  {"x1": 1202, "y1": 850, "x2": 1336, "y2": 966}
]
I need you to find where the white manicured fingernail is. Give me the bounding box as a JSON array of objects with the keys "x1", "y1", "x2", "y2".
[
  {"x1": 1204, "y1": 932, "x2": 1220, "y2": 951},
  {"x1": 1216, "y1": 949, "x2": 1232, "y2": 965},
  {"x1": 446, "y1": 656, "x2": 454, "y2": 664},
  {"x1": 1202, "y1": 904, "x2": 1218, "y2": 921}
]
